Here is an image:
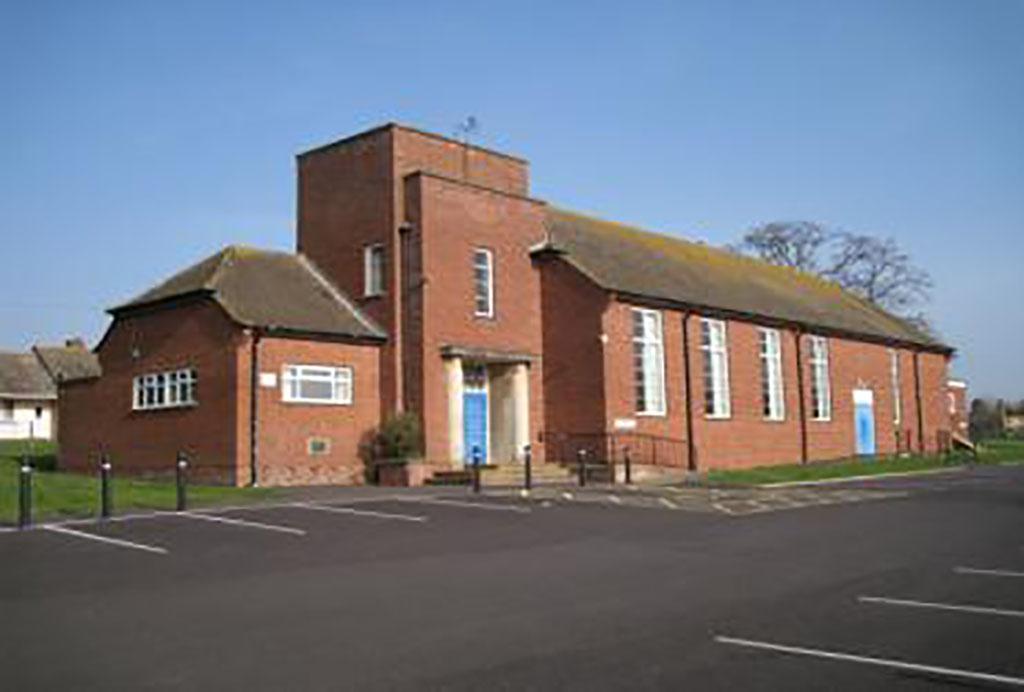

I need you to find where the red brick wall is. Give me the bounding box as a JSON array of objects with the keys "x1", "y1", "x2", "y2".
[
  {"x1": 59, "y1": 299, "x2": 383, "y2": 487},
  {"x1": 297, "y1": 129, "x2": 397, "y2": 418},
  {"x1": 404, "y1": 172, "x2": 546, "y2": 464},
  {"x1": 59, "y1": 300, "x2": 243, "y2": 483},
  {"x1": 540, "y1": 266, "x2": 951, "y2": 470},
  {"x1": 297, "y1": 125, "x2": 531, "y2": 426},
  {"x1": 243, "y1": 335, "x2": 381, "y2": 486},
  {"x1": 537, "y1": 256, "x2": 609, "y2": 436}
]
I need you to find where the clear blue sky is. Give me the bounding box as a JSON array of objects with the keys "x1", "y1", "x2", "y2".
[{"x1": 1, "y1": 0, "x2": 1021, "y2": 398}]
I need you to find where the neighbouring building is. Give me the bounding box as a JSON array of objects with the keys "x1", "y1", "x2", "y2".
[
  {"x1": 60, "y1": 122, "x2": 957, "y2": 485},
  {"x1": 0, "y1": 339, "x2": 98, "y2": 441},
  {"x1": 946, "y1": 379, "x2": 969, "y2": 442}
]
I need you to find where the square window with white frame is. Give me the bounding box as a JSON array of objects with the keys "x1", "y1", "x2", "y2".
[
  {"x1": 282, "y1": 364, "x2": 353, "y2": 405},
  {"x1": 364, "y1": 244, "x2": 385, "y2": 297},
  {"x1": 632, "y1": 308, "x2": 666, "y2": 415},
  {"x1": 473, "y1": 248, "x2": 494, "y2": 318},
  {"x1": 808, "y1": 335, "x2": 831, "y2": 421},
  {"x1": 701, "y1": 318, "x2": 731, "y2": 418},
  {"x1": 759, "y1": 328, "x2": 785, "y2": 420}
]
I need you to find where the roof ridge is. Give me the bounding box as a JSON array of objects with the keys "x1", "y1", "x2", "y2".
[
  {"x1": 549, "y1": 206, "x2": 846, "y2": 295},
  {"x1": 296, "y1": 254, "x2": 385, "y2": 337}
]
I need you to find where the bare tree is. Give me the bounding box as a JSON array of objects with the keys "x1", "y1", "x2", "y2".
[
  {"x1": 730, "y1": 221, "x2": 829, "y2": 273},
  {"x1": 733, "y1": 221, "x2": 933, "y2": 326}
]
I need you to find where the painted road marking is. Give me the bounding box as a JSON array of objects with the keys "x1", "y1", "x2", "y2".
[
  {"x1": 858, "y1": 595, "x2": 1024, "y2": 619},
  {"x1": 43, "y1": 525, "x2": 168, "y2": 555},
  {"x1": 293, "y1": 502, "x2": 427, "y2": 523},
  {"x1": 714, "y1": 635, "x2": 1024, "y2": 687},
  {"x1": 396, "y1": 497, "x2": 531, "y2": 513},
  {"x1": 179, "y1": 511, "x2": 306, "y2": 535},
  {"x1": 659, "y1": 497, "x2": 679, "y2": 509},
  {"x1": 955, "y1": 566, "x2": 1024, "y2": 579}
]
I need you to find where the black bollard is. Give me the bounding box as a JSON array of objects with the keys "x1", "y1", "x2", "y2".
[
  {"x1": 471, "y1": 446, "x2": 482, "y2": 494},
  {"x1": 176, "y1": 452, "x2": 188, "y2": 511},
  {"x1": 18, "y1": 460, "x2": 32, "y2": 529},
  {"x1": 100, "y1": 455, "x2": 113, "y2": 519},
  {"x1": 624, "y1": 446, "x2": 632, "y2": 485},
  {"x1": 577, "y1": 449, "x2": 587, "y2": 487},
  {"x1": 523, "y1": 444, "x2": 532, "y2": 491}
]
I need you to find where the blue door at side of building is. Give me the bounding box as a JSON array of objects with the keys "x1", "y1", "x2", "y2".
[
  {"x1": 854, "y1": 389, "x2": 876, "y2": 456},
  {"x1": 463, "y1": 391, "x2": 488, "y2": 465}
]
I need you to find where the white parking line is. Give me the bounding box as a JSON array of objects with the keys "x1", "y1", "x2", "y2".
[
  {"x1": 179, "y1": 511, "x2": 306, "y2": 535},
  {"x1": 955, "y1": 566, "x2": 1024, "y2": 579},
  {"x1": 858, "y1": 595, "x2": 1024, "y2": 619},
  {"x1": 292, "y1": 502, "x2": 427, "y2": 522},
  {"x1": 714, "y1": 635, "x2": 1024, "y2": 687},
  {"x1": 43, "y1": 525, "x2": 168, "y2": 555},
  {"x1": 395, "y1": 497, "x2": 531, "y2": 513}
]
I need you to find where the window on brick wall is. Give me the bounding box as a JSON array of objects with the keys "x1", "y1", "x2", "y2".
[
  {"x1": 282, "y1": 365, "x2": 353, "y2": 405},
  {"x1": 808, "y1": 336, "x2": 831, "y2": 421},
  {"x1": 632, "y1": 308, "x2": 666, "y2": 415},
  {"x1": 759, "y1": 328, "x2": 785, "y2": 420},
  {"x1": 701, "y1": 318, "x2": 731, "y2": 418},
  {"x1": 364, "y1": 244, "x2": 385, "y2": 297},
  {"x1": 473, "y1": 248, "x2": 494, "y2": 318},
  {"x1": 132, "y1": 368, "x2": 197, "y2": 411},
  {"x1": 890, "y1": 349, "x2": 902, "y2": 425}
]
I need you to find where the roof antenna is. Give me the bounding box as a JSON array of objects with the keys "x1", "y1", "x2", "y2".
[{"x1": 454, "y1": 116, "x2": 479, "y2": 182}]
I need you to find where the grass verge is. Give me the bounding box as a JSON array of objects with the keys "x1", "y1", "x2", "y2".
[
  {"x1": 0, "y1": 441, "x2": 277, "y2": 525},
  {"x1": 706, "y1": 438, "x2": 1024, "y2": 486}
]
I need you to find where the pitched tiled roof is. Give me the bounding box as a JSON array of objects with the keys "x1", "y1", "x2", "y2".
[
  {"x1": 111, "y1": 246, "x2": 385, "y2": 341},
  {"x1": 0, "y1": 352, "x2": 56, "y2": 399},
  {"x1": 32, "y1": 341, "x2": 101, "y2": 383},
  {"x1": 541, "y1": 208, "x2": 948, "y2": 352}
]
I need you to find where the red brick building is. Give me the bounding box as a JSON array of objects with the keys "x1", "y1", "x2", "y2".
[{"x1": 60, "y1": 123, "x2": 956, "y2": 485}]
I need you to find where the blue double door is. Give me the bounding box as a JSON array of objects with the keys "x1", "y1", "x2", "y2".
[{"x1": 463, "y1": 390, "x2": 488, "y2": 465}]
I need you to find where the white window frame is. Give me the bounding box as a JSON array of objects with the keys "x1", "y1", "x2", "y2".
[
  {"x1": 281, "y1": 364, "x2": 353, "y2": 405},
  {"x1": 132, "y1": 368, "x2": 197, "y2": 411},
  {"x1": 759, "y1": 328, "x2": 785, "y2": 421},
  {"x1": 890, "y1": 349, "x2": 902, "y2": 425},
  {"x1": 701, "y1": 318, "x2": 731, "y2": 419},
  {"x1": 808, "y1": 335, "x2": 832, "y2": 421},
  {"x1": 363, "y1": 244, "x2": 385, "y2": 297},
  {"x1": 632, "y1": 308, "x2": 666, "y2": 416},
  {"x1": 473, "y1": 248, "x2": 494, "y2": 318}
]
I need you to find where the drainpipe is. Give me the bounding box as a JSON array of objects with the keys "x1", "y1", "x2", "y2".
[
  {"x1": 681, "y1": 313, "x2": 697, "y2": 472},
  {"x1": 794, "y1": 329, "x2": 809, "y2": 465},
  {"x1": 913, "y1": 351, "x2": 924, "y2": 454},
  {"x1": 249, "y1": 329, "x2": 261, "y2": 486}
]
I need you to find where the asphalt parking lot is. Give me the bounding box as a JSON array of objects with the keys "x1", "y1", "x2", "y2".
[{"x1": 2, "y1": 465, "x2": 1022, "y2": 690}]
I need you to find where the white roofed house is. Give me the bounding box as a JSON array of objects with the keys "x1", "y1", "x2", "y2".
[
  {"x1": 0, "y1": 339, "x2": 100, "y2": 442},
  {"x1": 0, "y1": 352, "x2": 56, "y2": 441}
]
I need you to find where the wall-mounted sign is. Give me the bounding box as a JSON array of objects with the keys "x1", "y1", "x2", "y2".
[
  {"x1": 613, "y1": 417, "x2": 637, "y2": 431},
  {"x1": 259, "y1": 372, "x2": 278, "y2": 388}
]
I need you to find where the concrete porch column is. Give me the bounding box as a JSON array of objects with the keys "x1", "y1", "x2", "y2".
[
  {"x1": 512, "y1": 363, "x2": 530, "y2": 461},
  {"x1": 445, "y1": 357, "x2": 464, "y2": 467}
]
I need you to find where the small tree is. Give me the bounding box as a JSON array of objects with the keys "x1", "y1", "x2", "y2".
[{"x1": 374, "y1": 412, "x2": 423, "y2": 461}]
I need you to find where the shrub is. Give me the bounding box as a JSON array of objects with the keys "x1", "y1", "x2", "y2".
[{"x1": 373, "y1": 413, "x2": 423, "y2": 461}]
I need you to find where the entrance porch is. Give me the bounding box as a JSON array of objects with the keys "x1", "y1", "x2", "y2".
[{"x1": 441, "y1": 347, "x2": 532, "y2": 469}]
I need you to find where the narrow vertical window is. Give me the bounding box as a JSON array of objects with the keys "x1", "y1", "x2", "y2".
[
  {"x1": 759, "y1": 328, "x2": 785, "y2": 420},
  {"x1": 808, "y1": 336, "x2": 831, "y2": 421},
  {"x1": 890, "y1": 349, "x2": 902, "y2": 425},
  {"x1": 701, "y1": 318, "x2": 731, "y2": 418},
  {"x1": 473, "y1": 248, "x2": 494, "y2": 317},
  {"x1": 363, "y1": 244, "x2": 385, "y2": 297},
  {"x1": 632, "y1": 309, "x2": 665, "y2": 415}
]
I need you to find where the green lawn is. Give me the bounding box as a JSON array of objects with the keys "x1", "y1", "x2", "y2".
[
  {"x1": 0, "y1": 440, "x2": 277, "y2": 525},
  {"x1": 706, "y1": 438, "x2": 1024, "y2": 487}
]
